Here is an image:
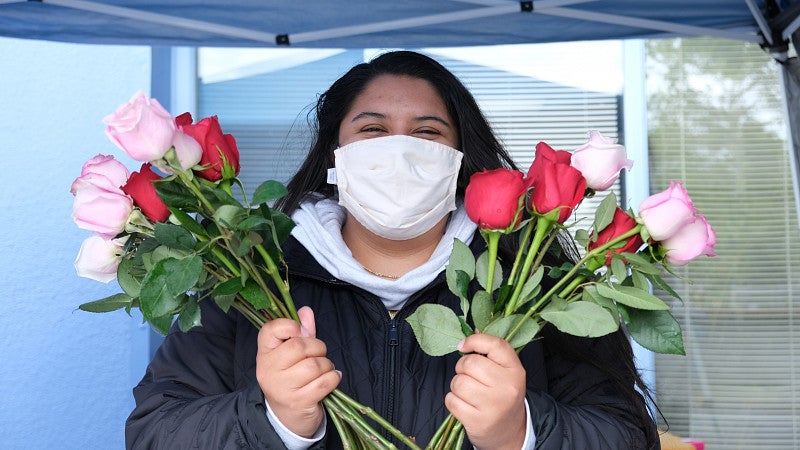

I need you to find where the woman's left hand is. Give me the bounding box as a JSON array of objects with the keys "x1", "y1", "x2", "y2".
[{"x1": 445, "y1": 333, "x2": 528, "y2": 450}]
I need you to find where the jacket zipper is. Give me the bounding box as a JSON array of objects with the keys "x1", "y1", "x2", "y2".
[{"x1": 384, "y1": 316, "x2": 400, "y2": 442}]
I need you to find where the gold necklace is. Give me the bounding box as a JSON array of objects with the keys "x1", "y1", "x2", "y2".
[{"x1": 361, "y1": 265, "x2": 401, "y2": 280}]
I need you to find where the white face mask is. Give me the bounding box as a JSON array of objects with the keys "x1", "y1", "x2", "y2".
[{"x1": 328, "y1": 135, "x2": 463, "y2": 240}]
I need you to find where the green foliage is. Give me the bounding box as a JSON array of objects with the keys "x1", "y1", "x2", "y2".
[{"x1": 406, "y1": 304, "x2": 467, "y2": 356}]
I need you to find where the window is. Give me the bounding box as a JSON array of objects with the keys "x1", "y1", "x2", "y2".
[{"x1": 647, "y1": 37, "x2": 798, "y2": 448}]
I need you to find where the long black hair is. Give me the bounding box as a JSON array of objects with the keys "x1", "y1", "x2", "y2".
[
  {"x1": 276, "y1": 50, "x2": 515, "y2": 215},
  {"x1": 277, "y1": 49, "x2": 659, "y2": 448}
]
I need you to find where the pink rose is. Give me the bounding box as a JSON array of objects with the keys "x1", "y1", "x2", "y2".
[
  {"x1": 71, "y1": 157, "x2": 133, "y2": 237},
  {"x1": 638, "y1": 181, "x2": 697, "y2": 241},
  {"x1": 169, "y1": 129, "x2": 203, "y2": 171},
  {"x1": 570, "y1": 131, "x2": 633, "y2": 191},
  {"x1": 662, "y1": 214, "x2": 717, "y2": 266},
  {"x1": 464, "y1": 168, "x2": 527, "y2": 230},
  {"x1": 74, "y1": 234, "x2": 127, "y2": 283},
  {"x1": 103, "y1": 90, "x2": 176, "y2": 162},
  {"x1": 80, "y1": 154, "x2": 130, "y2": 187}
]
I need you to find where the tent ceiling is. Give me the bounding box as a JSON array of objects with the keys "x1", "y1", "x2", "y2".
[{"x1": 0, "y1": 0, "x2": 793, "y2": 51}]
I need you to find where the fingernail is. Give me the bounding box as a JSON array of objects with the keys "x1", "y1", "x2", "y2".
[
  {"x1": 456, "y1": 339, "x2": 465, "y2": 351},
  {"x1": 300, "y1": 325, "x2": 310, "y2": 337},
  {"x1": 335, "y1": 370, "x2": 343, "y2": 378}
]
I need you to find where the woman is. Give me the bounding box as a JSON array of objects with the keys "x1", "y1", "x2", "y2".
[{"x1": 126, "y1": 50, "x2": 660, "y2": 449}]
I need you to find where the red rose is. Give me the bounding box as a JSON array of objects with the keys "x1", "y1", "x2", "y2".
[
  {"x1": 464, "y1": 168, "x2": 527, "y2": 230},
  {"x1": 121, "y1": 163, "x2": 170, "y2": 222},
  {"x1": 180, "y1": 115, "x2": 240, "y2": 181},
  {"x1": 526, "y1": 141, "x2": 586, "y2": 223},
  {"x1": 525, "y1": 141, "x2": 573, "y2": 189},
  {"x1": 589, "y1": 207, "x2": 644, "y2": 265}
]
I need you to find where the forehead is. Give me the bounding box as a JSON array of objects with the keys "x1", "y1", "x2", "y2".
[{"x1": 347, "y1": 75, "x2": 449, "y2": 116}]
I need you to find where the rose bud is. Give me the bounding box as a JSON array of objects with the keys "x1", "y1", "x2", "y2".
[
  {"x1": 570, "y1": 131, "x2": 633, "y2": 191},
  {"x1": 638, "y1": 181, "x2": 697, "y2": 241},
  {"x1": 121, "y1": 163, "x2": 170, "y2": 223},
  {"x1": 74, "y1": 234, "x2": 128, "y2": 283},
  {"x1": 464, "y1": 168, "x2": 527, "y2": 230},
  {"x1": 662, "y1": 214, "x2": 717, "y2": 266},
  {"x1": 103, "y1": 90, "x2": 176, "y2": 162},
  {"x1": 179, "y1": 115, "x2": 240, "y2": 181}
]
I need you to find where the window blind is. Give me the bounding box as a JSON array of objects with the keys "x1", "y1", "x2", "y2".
[{"x1": 646, "y1": 37, "x2": 799, "y2": 449}]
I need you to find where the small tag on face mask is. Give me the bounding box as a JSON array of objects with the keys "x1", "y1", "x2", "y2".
[{"x1": 327, "y1": 168, "x2": 338, "y2": 185}]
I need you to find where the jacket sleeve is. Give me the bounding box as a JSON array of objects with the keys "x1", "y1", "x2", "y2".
[
  {"x1": 526, "y1": 326, "x2": 659, "y2": 450},
  {"x1": 125, "y1": 304, "x2": 314, "y2": 450}
]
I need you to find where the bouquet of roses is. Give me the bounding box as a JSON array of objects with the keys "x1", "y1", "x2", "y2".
[
  {"x1": 71, "y1": 91, "x2": 419, "y2": 449},
  {"x1": 407, "y1": 132, "x2": 716, "y2": 449}
]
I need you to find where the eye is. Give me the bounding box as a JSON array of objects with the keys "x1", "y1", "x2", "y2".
[{"x1": 359, "y1": 125, "x2": 388, "y2": 136}]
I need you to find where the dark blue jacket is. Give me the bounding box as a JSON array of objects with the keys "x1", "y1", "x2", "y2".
[{"x1": 126, "y1": 235, "x2": 657, "y2": 449}]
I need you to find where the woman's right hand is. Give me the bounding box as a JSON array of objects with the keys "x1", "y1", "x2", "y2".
[{"x1": 256, "y1": 306, "x2": 341, "y2": 438}]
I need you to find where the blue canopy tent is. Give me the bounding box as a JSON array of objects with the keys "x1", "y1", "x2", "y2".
[{"x1": 0, "y1": 1, "x2": 798, "y2": 204}]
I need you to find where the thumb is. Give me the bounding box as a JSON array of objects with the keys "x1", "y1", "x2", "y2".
[{"x1": 297, "y1": 306, "x2": 316, "y2": 338}]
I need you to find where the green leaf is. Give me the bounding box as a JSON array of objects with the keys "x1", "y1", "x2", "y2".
[
  {"x1": 593, "y1": 192, "x2": 618, "y2": 233},
  {"x1": 406, "y1": 304, "x2": 466, "y2": 356},
  {"x1": 610, "y1": 257, "x2": 628, "y2": 283},
  {"x1": 574, "y1": 228, "x2": 590, "y2": 248},
  {"x1": 154, "y1": 180, "x2": 199, "y2": 211},
  {"x1": 168, "y1": 207, "x2": 208, "y2": 237},
  {"x1": 620, "y1": 252, "x2": 662, "y2": 275},
  {"x1": 476, "y1": 251, "x2": 503, "y2": 292},
  {"x1": 213, "y1": 204, "x2": 247, "y2": 228},
  {"x1": 252, "y1": 180, "x2": 288, "y2": 205},
  {"x1": 647, "y1": 273, "x2": 683, "y2": 302},
  {"x1": 446, "y1": 239, "x2": 475, "y2": 298},
  {"x1": 139, "y1": 256, "x2": 203, "y2": 320},
  {"x1": 540, "y1": 301, "x2": 619, "y2": 337},
  {"x1": 595, "y1": 283, "x2": 670, "y2": 310},
  {"x1": 148, "y1": 313, "x2": 174, "y2": 335},
  {"x1": 240, "y1": 279, "x2": 271, "y2": 310},
  {"x1": 177, "y1": 297, "x2": 202, "y2": 332},
  {"x1": 117, "y1": 257, "x2": 144, "y2": 298},
  {"x1": 622, "y1": 306, "x2": 685, "y2": 355},
  {"x1": 518, "y1": 266, "x2": 544, "y2": 306},
  {"x1": 154, "y1": 222, "x2": 197, "y2": 251},
  {"x1": 471, "y1": 290, "x2": 493, "y2": 331},
  {"x1": 200, "y1": 184, "x2": 239, "y2": 209},
  {"x1": 483, "y1": 314, "x2": 541, "y2": 349},
  {"x1": 237, "y1": 215, "x2": 269, "y2": 231},
  {"x1": 630, "y1": 270, "x2": 650, "y2": 291},
  {"x1": 78, "y1": 293, "x2": 132, "y2": 313}
]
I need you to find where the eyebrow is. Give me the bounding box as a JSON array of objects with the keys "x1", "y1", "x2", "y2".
[{"x1": 350, "y1": 111, "x2": 452, "y2": 128}]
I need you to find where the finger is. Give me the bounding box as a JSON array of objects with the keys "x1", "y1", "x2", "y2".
[
  {"x1": 457, "y1": 333, "x2": 520, "y2": 368},
  {"x1": 297, "y1": 306, "x2": 316, "y2": 338},
  {"x1": 258, "y1": 318, "x2": 303, "y2": 351},
  {"x1": 449, "y1": 372, "x2": 484, "y2": 409},
  {"x1": 296, "y1": 366, "x2": 342, "y2": 399}
]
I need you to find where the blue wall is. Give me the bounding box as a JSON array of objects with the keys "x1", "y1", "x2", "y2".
[{"x1": 0, "y1": 37, "x2": 151, "y2": 449}]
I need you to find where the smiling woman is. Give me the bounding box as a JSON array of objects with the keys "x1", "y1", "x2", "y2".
[{"x1": 126, "y1": 50, "x2": 660, "y2": 449}]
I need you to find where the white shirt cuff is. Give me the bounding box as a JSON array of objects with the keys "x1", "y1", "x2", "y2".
[{"x1": 265, "y1": 397, "x2": 326, "y2": 450}]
